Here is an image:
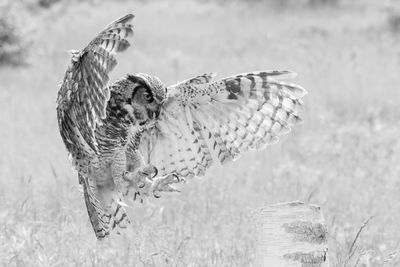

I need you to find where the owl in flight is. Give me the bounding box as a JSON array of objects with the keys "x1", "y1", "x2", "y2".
[{"x1": 56, "y1": 14, "x2": 306, "y2": 239}]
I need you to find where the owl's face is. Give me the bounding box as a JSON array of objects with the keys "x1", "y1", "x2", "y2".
[
  {"x1": 127, "y1": 74, "x2": 166, "y2": 125},
  {"x1": 131, "y1": 86, "x2": 161, "y2": 123}
]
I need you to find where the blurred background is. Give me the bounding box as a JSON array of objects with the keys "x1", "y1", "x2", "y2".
[{"x1": 1, "y1": 0, "x2": 400, "y2": 266}]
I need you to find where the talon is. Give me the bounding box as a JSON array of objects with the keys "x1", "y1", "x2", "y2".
[
  {"x1": 139, "y1": 170, "x2": 148, "y2": 177},
  {"x1": 152, "y1": 166, "x2": 158, "y2": 178},
  {"x1": 170, "y1": 173, "x2": 184, "y2": 183},
  {"x1": 153, "y1": 192, "x2": 161, "y2": 198},
  {"x1": 122, "y1": 171, "x2": 130, "y2": 181},
  {"x1": 138, "y1": 182, "x2": 145, "y2": 189}
]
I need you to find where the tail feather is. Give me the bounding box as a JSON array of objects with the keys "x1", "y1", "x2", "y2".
[{"x1": 79, "y1": 174, "x2": 130, "y2": 239}]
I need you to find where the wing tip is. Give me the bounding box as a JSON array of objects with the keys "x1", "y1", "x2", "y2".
[
  {"x1": 265, "y1": 70, "x2": 308, "y2": 97},
  {"x1": 108, "y1": 14, "x2": 135, "y2": 27},
  {"x1": 289, "y1": 83, "x2": 308, "y2": 98}
]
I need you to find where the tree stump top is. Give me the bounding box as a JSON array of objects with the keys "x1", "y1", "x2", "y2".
[{"x1": 253, "y1": 201, "x2": 329, "y2": 266}]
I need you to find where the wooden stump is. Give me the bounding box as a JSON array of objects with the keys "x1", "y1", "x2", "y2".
[{"x1": 253, "y1": 201, "x2": 329, "y2": 266}]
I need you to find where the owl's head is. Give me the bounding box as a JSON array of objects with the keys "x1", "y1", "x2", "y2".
[{"x1": 125, "y1": 73, "x2": 166, "y2": 124}]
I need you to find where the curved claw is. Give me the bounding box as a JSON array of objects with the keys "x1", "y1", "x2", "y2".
[
  {"x1": 122, "y1": 171, "x2": 129, "y2": 181},
  {"x1": 152, "y1": 166, "x2": 158, "y2": 178},
  {"x1": 134, "y1": 191, "x2": 139, "y2": 201},
  {"x1": 140, "y1": 165, "x2": 158, "y2": 180},
  {"x1": 172, "y1": 173, "x2": 185, "y2": 183},
  {"x1": 134, "y1": 191, "x2": 145, "y2": 203}
]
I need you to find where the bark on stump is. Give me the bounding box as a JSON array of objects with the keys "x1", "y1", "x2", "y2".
[{"x1": 254, "y1": 201, "x2": 329, "y2": 266}]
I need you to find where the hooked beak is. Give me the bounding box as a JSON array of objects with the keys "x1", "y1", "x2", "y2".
[
  {"x1": 154, "y1": 107, "x2": 161, "y2": 119},
  {"x1": 147, "y1": 106, "x2": 161, "y2": 121}
]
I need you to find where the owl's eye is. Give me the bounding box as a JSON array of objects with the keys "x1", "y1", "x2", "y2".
[{"x1": 143, "y1": 92, "x2": 153, "y2": 102}]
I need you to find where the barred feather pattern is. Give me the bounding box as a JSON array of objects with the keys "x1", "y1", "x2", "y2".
[
  {"x1": 82, "y1": 86, "x2": 137, "y2": 239},
  {"x1": 141, "y1": 71, "x2": 306, "y2": 178},
  {"x1": 79, "y1": 174, "x2": 130, "y2": 239},
  {"x1": 57, "y1": 14, "x2": 134, "y2": 162},
  {"x1": 56, "y1": 14, "x2": 134, "y2": 239}
]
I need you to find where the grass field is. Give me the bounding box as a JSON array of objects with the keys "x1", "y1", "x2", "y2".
[{"x1": 1, "y1": 0, "x2": 400, "y2": 266}]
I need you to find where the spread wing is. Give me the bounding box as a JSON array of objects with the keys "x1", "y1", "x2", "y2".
[
  {"x1": 56, "y1": 14, "x2": 134, "y2": 165},
  {"x1": 56, "y1": 14, "x2": 134, "y2": 239},
  {"x1": 140, "y1": 71, "x2": 307, "y2": 178}
]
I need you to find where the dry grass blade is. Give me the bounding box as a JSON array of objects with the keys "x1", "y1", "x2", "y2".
[{"x1": 345, "y1": 216, "x2": 374, "y2": 265}]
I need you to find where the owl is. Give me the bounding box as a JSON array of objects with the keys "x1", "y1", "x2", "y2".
[{"x1": 56, "y1": 14, "x2": 307, "y2": 239}]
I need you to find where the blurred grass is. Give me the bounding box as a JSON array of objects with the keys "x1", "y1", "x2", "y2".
[{"x1": 1, "y1": 0, "x2": 400, "y2": 266}]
